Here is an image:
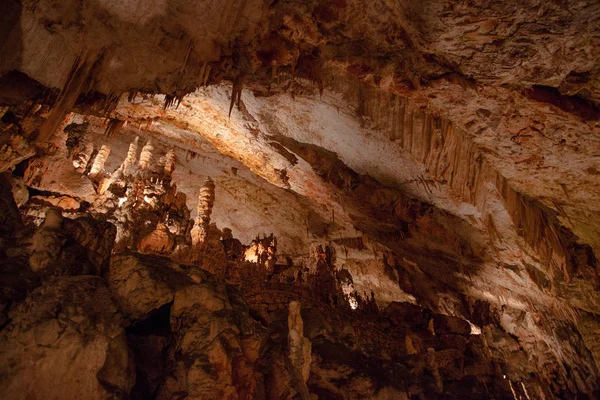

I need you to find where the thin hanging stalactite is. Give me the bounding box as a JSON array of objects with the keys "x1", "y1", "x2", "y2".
[
  {"x1": 229, "y1": 75, "x2": 245, "y2": 117},
  {"x1": 38, "y1": 51, "x2": 103, "y2": 143}
]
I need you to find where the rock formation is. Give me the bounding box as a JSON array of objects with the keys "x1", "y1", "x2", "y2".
[
  {"x1": 161, "y1": 149, "x2": 176, "y2": 179},
  {"x1": 0, "y1": 276, "x2": 135, "y2": 400},
  {"x1": 138, "y1": 140, "x2": 154, "y2": 170},
  {"x1": 72, "y1": 142, "x2": 94, "y2": 173},
  {"x1": 28, "y1": 208, "x2": 66, "y2": 273},
  {"x1": 190, "y1": 177, "x2": 216, "y2": 247},
  {"x1": 288, "y1": 301, "x2": 312, "y2": 399},
  {"x1": 0, "y1": 0, "x2": 599, "y2": 398},
  {"x1": 120, "y1": 136, "x2": 139, "y2": 176},
  {"x1": 88, "y1": 144, "x2": 110, "y2": 179}
]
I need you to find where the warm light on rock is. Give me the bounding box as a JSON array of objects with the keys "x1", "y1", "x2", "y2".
[{"x1": 0, "y1": 1, "x2": 598, "y2": 398}]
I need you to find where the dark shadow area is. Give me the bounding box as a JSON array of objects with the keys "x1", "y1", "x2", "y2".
[
  {"x1": 0, "y1": 71, "x2": 47, "y2": 106},
  {"x1": 0, "y1": 0, "x2": 22, "y2": 78},
  {"x1": 525, "y1": 85, "x2": 600, "y2": 121},
  {"x1": 126, "y1": 302, "x2": 174, "y2": 400}
]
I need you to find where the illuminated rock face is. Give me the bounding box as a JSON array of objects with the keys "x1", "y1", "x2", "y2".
[
  {"x1": 0, "y1": 0, "x2": 599, "y2": 398},
  {"x1": 190, "y1": 177, "x2": 215, "y2": 247},
  {"x1": 88, "y1": 144, "x2": 111, "y2": 179}
]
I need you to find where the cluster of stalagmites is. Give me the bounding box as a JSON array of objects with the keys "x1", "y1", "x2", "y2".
[
  {"x1": 0, "y1": 156, "x2": 592, "y2": 400},
  {"x1": 63, "y1": 134, "x2": 207, "y2": 261},
  {"x1": 0, "y1": 99, "x2": 227, "y2": 274},
  {"x1": 1, "y1": 103, "x2": 597, "y2": 399}
]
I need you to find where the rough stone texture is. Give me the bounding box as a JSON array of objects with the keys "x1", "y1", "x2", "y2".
[
  {"x1": 0, "y1": 0, "x2": 599, "y2": 398},
  {"x1": 105, "y1": 251, "x2": 268, "y2": 399},
  {"x1": 190, "y1": 177, "x2": 216, "y2": 247},
  {"x1": 106, "y1": 252, "x2": 196, "y2": 321},
  {"x1": 0, "y1": 276, "x2": 135, "y2": 400},
  {"x1": 287, "y1": 301, "x2": 311, "y2": 399},
  {"x1": 0, "y1": 133, "x2": 35, "y2": 173},
  {"x1": 432, "y1": 314, "x2": 471, "y2": 336},
  {"x1": 28, "y1": 209, "x2": 116, "y2": 277}
]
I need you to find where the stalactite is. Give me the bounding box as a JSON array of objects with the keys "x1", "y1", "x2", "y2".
[
  {"x1": 229, "y1": 75, "x2": 245, "y2": 117},
  {"x1": 95, "y1": 91, "x2": 122, "y2": 117},
  {"x1": 180, "y1": 39, "x2": 194, "y2": 74},
  {"x1": 88, "y1": 144, "x2": 110, "y2": 178},
  {"x1": 73, "y1": 143, "x2": 94, "y2": 173},
  {"x1": 164, "y1": 94, "x2": 185, "y2": 110},
  {"x1": 104, "y1": 118, "x2": 125, "y2": 138},
  {"x1": 203, "y1": 65, "x2": 211, "y2": 86},
  {"x1": 127, "y1": 91, "x2": 138, "y2": 102},
  {"x1": 37, "y1": 52, "x2": 102, "y2": 143},
  {"x1": 199, "y1": 62, "x2": 207, "y2": 85},
  {"x1": 138, "y1": 140, "x2": 154, "y2": 170},
  {"x1": 190, "y1": 177, "x2": 215, "y2": 246},
  {"x1": 271, "y1": 62, "x2": 278, "y2": 81},
  {"x1": 164, "y1": 95, "x2": 176, "y2": 110}
]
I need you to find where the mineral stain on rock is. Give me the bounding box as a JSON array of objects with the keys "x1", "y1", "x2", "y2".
[{"x1": 0, "y1": 0, "x2": 599, "y2": 398}]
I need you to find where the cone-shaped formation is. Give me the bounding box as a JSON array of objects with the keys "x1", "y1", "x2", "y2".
[
  {"x1": 190, "y1": 177, "x2": 215, "y2": 246},
  {"x1": 120, "y1": 136, "x2": 139, "y2": 176},
  {"x1": 138, "y1": 140, "x2": 154, "y2": 170},
  {"x1": 72, "y1": 143, "x2": 94, "y2": 173},
  {"x1": 163, "y1": 149, "x2": 176, "y2": 178},
  {"x1": 88, "y1": 144, "x2": 110, "y2": 178}
]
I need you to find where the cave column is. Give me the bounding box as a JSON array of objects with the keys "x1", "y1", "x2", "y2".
[{"x1": 190, "y1": 177, "x2": 215, "y2": 246}]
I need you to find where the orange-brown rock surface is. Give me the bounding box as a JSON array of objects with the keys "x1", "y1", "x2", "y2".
[{"x1": 1, "y1": 0, "x2": 599, "y2": 398}]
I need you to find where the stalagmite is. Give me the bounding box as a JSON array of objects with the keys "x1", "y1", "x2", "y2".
[
  {"x1": 1, "y1": 2, "x2": 598, "y2": 398},
  {"x1": 97, "y1": 176, "x2": 113, "y2": 195},
  {"x1": 288, "y1": 301, "x2": 311, "y2": 400},
  {"x1": 163, "y1": 149, "x2": 176, "y2": 178},
  {"x1": 105, "y1": 137, "x2": 139, "y2": 194},
  {"x1": 190, "y1": 177, "x2": 215, "y2": 246},
  {"x1": 88, "y1": 144, "x2": 111, "y2": 178},
  {"x1": 72, "y1": 143, "x2": 94, "y2": 173},
  {"x1": 138, "y1": 140, "x2": 154, "y2": 170},
  {"x1": 120, "y1": 136, "x2": 139, "y2": 175}
]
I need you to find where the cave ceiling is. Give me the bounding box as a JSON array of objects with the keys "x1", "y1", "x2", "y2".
[{"x1": 1, "y1": 0, "x2": 600, "y2": 398}]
